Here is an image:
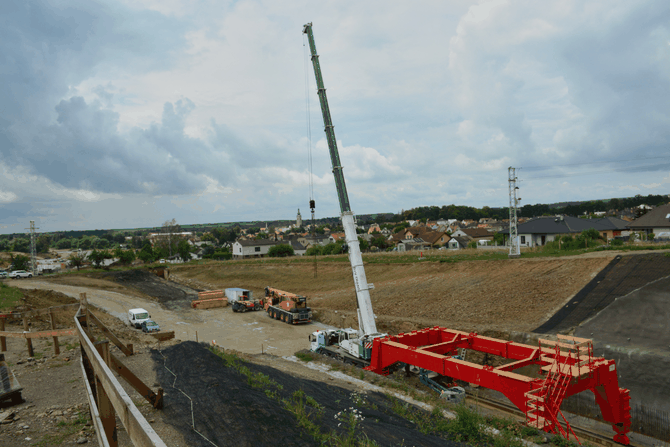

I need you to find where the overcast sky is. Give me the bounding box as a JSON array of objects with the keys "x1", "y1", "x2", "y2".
[{"x1": 2, "y1": 1, "x2": 670, "y2": 234}]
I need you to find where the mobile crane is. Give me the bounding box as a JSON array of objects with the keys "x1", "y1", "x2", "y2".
[{"x1": 303, "y1": 23, "x2": 387, "y2": 365}]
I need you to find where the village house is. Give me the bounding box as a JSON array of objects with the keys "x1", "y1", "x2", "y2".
[
  {"x1": 451, "y1": 227, "x2": 493, "y2": 243},
  {"x1": 447, "y1": 236, "x2": 471, "y2": 249},
  {"x1": 232, "y1": 239, "x2": 283, "y2": 259},
  {"x1": 500, "y1": 215, "x2": 629, "y2": 247},
  {"x1": 626, "y1": 203, "x2": 670, "y2": 237}
]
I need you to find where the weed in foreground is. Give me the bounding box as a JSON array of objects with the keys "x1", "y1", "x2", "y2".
[{"x1": 295, "y1": 351, "x2": 315, "y2": 362}]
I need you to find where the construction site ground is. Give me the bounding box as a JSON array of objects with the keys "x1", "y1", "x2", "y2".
[{"x1": 1, "y1": 249, "x2": 669, "y2": 445}]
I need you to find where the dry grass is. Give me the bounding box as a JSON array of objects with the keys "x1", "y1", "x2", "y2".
[{"x1": 169, "y1": 254, "x2": 614, "y2": 333}]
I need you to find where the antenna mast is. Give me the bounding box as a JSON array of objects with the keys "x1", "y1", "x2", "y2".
[
  {"x1": 26, "y1": 220, "x2": 39, "y2": 275},
  {"x1": 508, "y1": 167, "x2": 520, "y2": 257}
]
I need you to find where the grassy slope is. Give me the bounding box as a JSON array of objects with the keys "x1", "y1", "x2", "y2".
[{"x1": 0, "y1": 281, "x2": 23, "y2": 310}]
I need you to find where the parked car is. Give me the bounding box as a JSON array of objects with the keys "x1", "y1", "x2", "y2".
[
  {"x1": 0, "y1": 272, "x2": 8, "y2": 279},
  {"x1": 128, "y1": 308, "x2": 151, "y2": 329},
  {"x1": 9, "y1": 270, "x2": 32, "y2": 279},
  {"x1": 141, "y1": 320, "x2": 161, "y2": 333}
]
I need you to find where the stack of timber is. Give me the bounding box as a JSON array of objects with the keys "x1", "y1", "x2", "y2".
[{"x1": 191, "y1": 290, "x2": 228, "y2": 309}]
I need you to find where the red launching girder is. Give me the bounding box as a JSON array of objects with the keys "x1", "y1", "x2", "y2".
[{"x1": 365, "y1": 327, "x2": 631, "y2": 445}]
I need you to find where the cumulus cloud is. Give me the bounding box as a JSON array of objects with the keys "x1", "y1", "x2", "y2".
[{"x1": 1, "y1": 0, "x2": 670, "y2": 232}]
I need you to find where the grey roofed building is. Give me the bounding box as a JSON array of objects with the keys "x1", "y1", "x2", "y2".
[
  {"x1": 448, "y1": 236, "x2": 471, "y2": 249},
  {"x1": 289, "y1": 240, "x2": 307, "y2": 256},
  {"x1": 396, "y1": 238, "x2": 431, "y2": 251},
  {"x1": 500, "y1": 215, "x2": 629, "y2": 248},
  {"x1": 626, "y1": 203, "x2": 670, "y2": 234}
]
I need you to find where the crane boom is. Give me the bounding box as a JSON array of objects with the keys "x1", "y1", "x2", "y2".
[{"x1": 303, "y1": 23, "x2": 378, "y2": 336}]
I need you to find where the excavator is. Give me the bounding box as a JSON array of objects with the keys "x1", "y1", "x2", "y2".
[{"x1": 303, "y1": 23, "x2": 388, "y2": 366}]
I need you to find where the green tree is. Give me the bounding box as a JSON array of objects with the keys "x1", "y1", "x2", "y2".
[
  {"x1": 268, "y1": 244, "x2": 294, "y2": 257},
  {"x1": 305, "y1": 246, "x2": 323, "y2": 256},
  {"x1": 78, "y1": 238, "x2": 92, "y2": 250},
  {"x1": 582, "y1": 228, "x2": 600, "y2": 240},
  {"x1": 68, "y1": 253, "x2": 86, "y2": 270},
  {"x1": 493, "y1": 232, "x2": 505, "y2": 246},
  {"x1": 467, "y1": 241, "x2": 478, "y2": 249},
  {"x1": 89, "y1": 249, "x2": 112, "y2": 268},
  {"x1": 56, "y1": 238, "x2": 73, "y2": 249},
  {"x1": 212, "y1": 248, "x2": 232, "y2": 260},
  {"x1": 201, "y1": 233, "x2": 216, "y2": 242},
  {"x1": 177, "y1": 240, "x2": 192, "y2": 262},
  {"x1": 11, "y1": 254, "x2": 30, "y2": 270},
  {"x1": 358, "y1": 237, "x2": 369, "y2": 251},
  {"x1": 10, "y1": 238, "x2": 29, "y2": 253},
  {"x1": 137, "y1": 250, "x2": 154, "y2": 264},
  {"x1": 137, "y1": 241, "x2": 155, "y2": 263},
  {"x1": 371, "y1": 236, "x2": 389, "y2": 251},
  {"x1": 36, "y1": 235, "x2": 51, "y2": 253},
  {"x1": 116, "y1": 249, "x2": 136, "y2": 265},
  {"x1": 322, "y1": 242, "x2": 344, "y2": 255}
]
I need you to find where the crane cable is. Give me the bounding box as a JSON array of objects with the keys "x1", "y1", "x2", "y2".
[
  {"x1": 304, "y1": 33, "x2": 317, "y2": 278},
  {"x1": 304, "y1": 34, "x2": 315, "y2": 204}
]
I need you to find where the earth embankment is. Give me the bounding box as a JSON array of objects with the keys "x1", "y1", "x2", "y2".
[{"x1": 169, "y1": 255, "x2": 614, "y2": 333}]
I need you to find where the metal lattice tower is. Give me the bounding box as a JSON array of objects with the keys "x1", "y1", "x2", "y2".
[
  {"x1": 27, "y1": 220, "x2": 38, "y2": 274},
  {"x1": 508, "y1": 167, "x2": 520, "y2": 257}
]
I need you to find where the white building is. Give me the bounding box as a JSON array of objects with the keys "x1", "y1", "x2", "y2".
[{"x1": 232, "y1": 240, "x2": 283, "y2": 259}]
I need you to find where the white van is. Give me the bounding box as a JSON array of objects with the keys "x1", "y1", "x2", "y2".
[{"x1": 128, "y1": 308, "x2": 151, "y2": 329}]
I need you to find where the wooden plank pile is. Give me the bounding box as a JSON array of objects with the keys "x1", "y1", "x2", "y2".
[{"x1": 191, "y1": 290, "x2": 227, "y2": 309}]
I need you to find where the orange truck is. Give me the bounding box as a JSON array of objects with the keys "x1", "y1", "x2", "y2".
[{"x1": 264, "y1": 287, "x2": 312, "y2": 324}]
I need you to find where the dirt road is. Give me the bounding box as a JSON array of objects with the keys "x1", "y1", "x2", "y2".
[{"x1": 12, "y1": 279, "x2": 329, "y2": 357}]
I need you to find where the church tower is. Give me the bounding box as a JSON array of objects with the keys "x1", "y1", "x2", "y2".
[{"x1": 296, "y1": 209, "x2": 302, "y2": 228}]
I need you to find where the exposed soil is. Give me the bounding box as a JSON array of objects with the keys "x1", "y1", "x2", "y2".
[{"x1": 168, "y1": 255, "x2": 615, "y2": 334}]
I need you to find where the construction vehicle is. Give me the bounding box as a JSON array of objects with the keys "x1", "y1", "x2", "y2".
[
  {"x1": 227, "y1": 287, "x2": 264, "y2": 313},
  {"x1": 264, "y1": 287, "x2": 312, "y2": 324},
  {"x1": 303, "y1": 22, "x2": 388, "y2": 364},
  {"x1": 231, "y1": 298, "x2": 264, "y2": 313}
]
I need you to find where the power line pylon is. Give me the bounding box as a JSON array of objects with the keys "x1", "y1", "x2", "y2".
[
  {"x1": 26, "y1": 220, "x2": 39, "y2": 274},
  {"x1": 508, "y1": 167, "x2": 521, "y2": 258}
]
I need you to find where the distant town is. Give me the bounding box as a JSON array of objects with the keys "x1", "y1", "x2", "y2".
[{"x1": 1, "y1": 193, "x2": 668, "y2": 272}]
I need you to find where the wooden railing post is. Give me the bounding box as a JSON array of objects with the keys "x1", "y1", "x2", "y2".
[
  {"x1": 80, "y1": 293, "x2": 88, "y2": 325},
  {"x1": 95, "y1": 373, "x2": 117, "y2": 446},
  {"x1": 23, "y1": 316, "x2": 34, "y2": 357},
  {"x1": 95, "y1": 340, "x2": 117, "y2": 446},
  {"x1": 49, "y1": 310, "x2": 60, "y2": 355},
  {"x1": 0, "y1": 318, "x2": 6, "y2": 352}
]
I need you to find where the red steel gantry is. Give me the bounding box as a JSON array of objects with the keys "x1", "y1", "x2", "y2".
[{"x1": 366, "y1": 327, "x2": 631, "y2": 445}]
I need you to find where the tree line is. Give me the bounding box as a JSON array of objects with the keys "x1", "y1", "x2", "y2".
[{"x1": 396, "y1": 194, "x2": 668, "y2": 222}]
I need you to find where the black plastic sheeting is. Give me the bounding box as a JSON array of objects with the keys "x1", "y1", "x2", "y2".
[
  {"x1": 534, "y1": 253, "x2": 670, "y2": 334},
  {"x1": 151, "y1": 342, "x2": 465, "y2": 447}
]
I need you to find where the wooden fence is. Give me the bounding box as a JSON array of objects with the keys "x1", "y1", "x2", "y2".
[{"x1": 76, "y1": 294, "x2": 166, "y2": 447}]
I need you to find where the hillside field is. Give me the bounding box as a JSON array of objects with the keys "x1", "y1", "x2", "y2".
[{"x1": 168, "y1": 253, "x2": 614, "y2": 335}]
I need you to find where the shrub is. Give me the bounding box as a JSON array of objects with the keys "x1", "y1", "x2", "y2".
[
  {"x1": 305, "y1": 246, "x2": 322, "y2": 256},
  {"x1": 268, "y1": 244, "x2": 294, "y2": 257}
]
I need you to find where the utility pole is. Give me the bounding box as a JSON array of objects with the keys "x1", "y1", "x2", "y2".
[
  {"x1": 508, "y1": 167, "x2": 521, "y2": 258},
  {"x1": 26, "y1": 221, "x2": 39, "y2": 274}
]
